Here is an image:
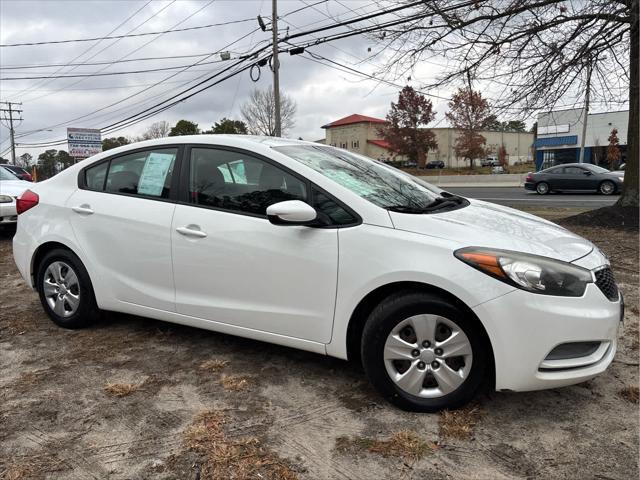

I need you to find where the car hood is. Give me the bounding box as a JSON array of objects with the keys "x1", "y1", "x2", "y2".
[
  {"x1": 0, "y1": 179, "x2": 31, "y2": 197},
  {"x1": 389, "y1": 199, "x2": 594, "y2": 262}
]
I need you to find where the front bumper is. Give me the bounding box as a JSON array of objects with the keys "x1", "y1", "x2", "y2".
[{"x1": 475, "y1": 282, "x2": 621, "y2": 392}]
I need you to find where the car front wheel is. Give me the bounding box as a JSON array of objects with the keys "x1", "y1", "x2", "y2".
[
  {"x1": 361, "y1": 291, "x2": 488, "y2": 412},
  {"x1": 599, "y1": 180, "x2": 616, "y2": 195},
  {"x1": 37, "y1": 248, "x2": 100, "y2": 329}
]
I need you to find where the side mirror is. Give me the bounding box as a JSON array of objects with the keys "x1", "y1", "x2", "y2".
[
  {"x1": 583, "y1": 170, "x2": 592, "y2": 175},
  {"x1": 266, "y1": 200, "x2": 317, "y2": 226}
]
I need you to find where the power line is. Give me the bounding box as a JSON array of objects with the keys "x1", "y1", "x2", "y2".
[
  {"x1": 11, "y1": 0, "x2": 156, "y2": 101},
  {"x1": 8, "y1": 0, "x2": 336, "y2": 140},
  {"x1": 1, "y1": 58, "x2": 232, "y2": 80},
  {"x1": 0, "y1": 52, "x2": 237, "y2": 70},
  {"x1": 13, "y1": 2, "x2": 440, "y2": 147},
  {"x1": 24, "y1": 0, "x2": 213, "y2": 101},
  {"x1": 14, "y1": 28, "x2": 262, "y2": 139},
  {"x1": 1, "y1": 17, "x2": 255, "y2": 47}
]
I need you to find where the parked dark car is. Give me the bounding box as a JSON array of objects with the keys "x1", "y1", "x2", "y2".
[
  {"x1": 1, "y1": 164, "x2": 32, "y2": 182},
  {"x1": 524, "y1": 163, "x2": 623, "y2": 195},
  {"x1": 426, "y1": 160, "x2": 445, "y2": 169}
]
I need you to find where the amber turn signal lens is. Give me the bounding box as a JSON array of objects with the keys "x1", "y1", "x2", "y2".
[{"x1": 458, "y1": 252, "x2": 506, "y2": 278}]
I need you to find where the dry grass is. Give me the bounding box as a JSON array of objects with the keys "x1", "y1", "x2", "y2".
[
  {"x1": 439, "y1": 403, "x2": 485, "y2": 441},
  {"x1": 184, "y1": 410, "x2": 298, "y2": 480},
  {"x1": 103, "y1": 382, "x2": 139, "y2": 397},
  {"x1": 200, "y1": 359, "x2": 229, "y2": 373},
  {"x1": 219, "y1": 374, "x2": 250, "y2": 391},
  {"x1": 12, "y1": 369, "x2": 48, "y2": 387},
  {"x1": 0, "y1": 456, "x2": 66, "y2": 480},
  {"x1": 335, "y1": 431, "x2": 435, "y2": 462},
  {"x1": 1, "y1": 465, "x2": 33, "y2": 480},
  {"x1": 618, "y1": 386, "x2": 639, "y2": 404}
]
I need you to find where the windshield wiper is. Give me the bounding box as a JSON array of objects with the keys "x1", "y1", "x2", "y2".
[
  {"x1": 385, "y1": 205, "x2": 431, "y2": 213},
  {"x1": 385, "y1": 194, "x2": 469, "y2": 214}
]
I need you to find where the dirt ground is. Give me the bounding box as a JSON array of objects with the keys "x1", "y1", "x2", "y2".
[{"x1": 1, "y1": 211, "x2": 638, "y2": 480}]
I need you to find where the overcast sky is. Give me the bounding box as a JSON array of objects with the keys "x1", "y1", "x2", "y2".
[
  {"x1": 0, "y1": 0, "x2": 464, "y2": 159},
  {"x1": 0, "y1": 0, "x2": 626, "y2": 161}
]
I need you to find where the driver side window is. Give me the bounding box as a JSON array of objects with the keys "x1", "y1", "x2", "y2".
[{"x1": 189, "y1": 148, "x2": 307, "y2": 216}]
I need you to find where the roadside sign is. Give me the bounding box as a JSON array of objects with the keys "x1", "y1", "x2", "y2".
[{"x1": 67, "y1": 128, "x2": 102, "y2": 159}]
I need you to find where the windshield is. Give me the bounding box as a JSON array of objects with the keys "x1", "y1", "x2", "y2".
[
  {"x1": 586, "y1": 164, "x2": 610, "y2": 173},
  {"x1": 0, "y1": 167, "x2": 18, "y2": 181},
  {"x1": 273, "y1": 145, "x2": 443, "y2": 209}
]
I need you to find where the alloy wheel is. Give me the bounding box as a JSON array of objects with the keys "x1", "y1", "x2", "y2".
[
  {"x1": 43, "y1": 261, "x2": 81, "y2": 317},
  {"x1": 536, "y1": 182, "x2": 549, "y2": 194},
  {"x1": 600, "y1": 181, "x2": 614, "y2": 195},
  {"x1": 383, "y1": 314, "x2": 473, "y2": 398}
]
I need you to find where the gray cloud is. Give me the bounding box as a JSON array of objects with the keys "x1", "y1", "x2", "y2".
[{"x1": 0, "y1": 0, "x2": 445, "y2": 159}]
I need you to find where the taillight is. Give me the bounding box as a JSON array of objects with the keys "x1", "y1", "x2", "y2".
[
  {"x1": 525, "y1": 173, "x2": 533, "y2": 182},
  {"x1": 16, "y1": 189, "x2": 39, "y2": 214}
]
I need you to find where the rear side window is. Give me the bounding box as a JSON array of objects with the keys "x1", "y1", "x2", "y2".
[
  {"x1": 85, "y1": 162, "x2": 108, "y2": 190},
  {"x1": 85, "y1": 148, "x2": 177, "y2": 199}
]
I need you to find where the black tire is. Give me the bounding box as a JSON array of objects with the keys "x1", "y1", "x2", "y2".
[
  {"x1": 536, "y1": 181, "x2": 550, "y2": 195},
  {"x1": 361, "y1": 290, "x2": 488, "y2": 412},
  {"x1": 36, "y1": 248, "x2": 100, "y2": 329},
  {"x1": 599, "y1": 180, "x2": 616, "y2": 195}
]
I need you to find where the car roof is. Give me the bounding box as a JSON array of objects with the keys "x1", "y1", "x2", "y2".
[
  {"x1": 83, "y1": 135, "x2": 323, "y2": 163},
  {"x1": 130, "y1": 134, "x2": 314, "y2": 148}
]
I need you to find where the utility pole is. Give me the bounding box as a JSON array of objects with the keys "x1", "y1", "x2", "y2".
[
  {"x1": 578, "y1": 60, "x2": 592, "y2": 163},
  {"x1": 0, "y1": 101, "x2": 23, "y2": 165},
  {"x1": 271, "y1": 0, "x2": 281, "y2": 137}
]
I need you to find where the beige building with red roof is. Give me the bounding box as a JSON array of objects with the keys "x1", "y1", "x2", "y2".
[{"x1": 321, "y1": 114, "x2": 534, "y2": 166}]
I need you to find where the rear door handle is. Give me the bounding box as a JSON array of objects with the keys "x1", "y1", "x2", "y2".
[
  {"x1": 176, "y1": 226, "x2": 207, "y2": 238},
  {"x1": 72, "y1": 205, "x2": 94, "y2": 215}
]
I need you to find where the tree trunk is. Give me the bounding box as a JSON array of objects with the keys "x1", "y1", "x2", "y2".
[
  {"x1": 617, "y1": 0, "x2": 639, "y2": 207},
  {"x1": 417, "y1": 150, "x2": 427, "y2": 168}
]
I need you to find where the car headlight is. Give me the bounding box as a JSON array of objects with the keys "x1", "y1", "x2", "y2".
[
  {"x1": 0, "y1": 195, "x2": 13, "y2": 203},
  {"x1": 454, "y1": 247, "x2": 593, "y2": 296}
]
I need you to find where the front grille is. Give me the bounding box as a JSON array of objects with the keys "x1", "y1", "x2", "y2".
[{"x1": 595, "y1": 267, "x2": 619, "y2": 301}]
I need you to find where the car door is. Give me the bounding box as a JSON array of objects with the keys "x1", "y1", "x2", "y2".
[
  {"x1": 171, "y1": 146, "x2": 339, "y2": 343},
  {"x1": 560, "y1": 166, "x2": 591, "y2": 191},
  {"x1": 67, "y1": 146, "x2": 182, "y2": 311}
]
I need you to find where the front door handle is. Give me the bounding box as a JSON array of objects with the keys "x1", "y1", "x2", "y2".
[
  {"x1": 72, "y1": 205, "x2": 94, "y2": 215},
  {"x1": 176, "y1": 225, "x2": 207, "y2": 238}
]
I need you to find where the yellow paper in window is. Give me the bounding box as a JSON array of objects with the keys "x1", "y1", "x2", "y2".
[{"x1": 138, "y1": 152, "x2": 175, "y2": 196}]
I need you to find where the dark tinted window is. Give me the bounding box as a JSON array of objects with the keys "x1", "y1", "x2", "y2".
[
  {"x1": 85, "y1": 161, "x2": 108, "y2": 191},
  {"x1": 189, "y1": 148, "x2": 307, "y2": 216},
  {"x1": 313, "y1": 189, "x2": 357, "y2": 226},
  {"x1": 104, "y1": 148, "x2": 177, "y2": 198},
  {"x1": 563, "y1": 167, "x2": 585, "y2": 175}
]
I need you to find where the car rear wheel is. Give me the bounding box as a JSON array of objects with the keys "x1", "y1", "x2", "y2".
[
  {"x1": 37, "y1": 248, "x2": 100, "y2": 329},
  {"x1": 536, "y1": 182, "x2": 550, "y2": 195},
  {"x1": 599, "y1": 180, "x2": 615, "y2": 195},
  {"x1": 361, "y1": 290, "x2": 488, "y2": 412}
]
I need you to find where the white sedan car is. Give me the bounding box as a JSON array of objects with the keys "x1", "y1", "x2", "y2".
[
  {"x1": 12, "y1": 136, "x2": 622, "y2": 411},
  {"x1": 0, "y1": 166, "x2": 32, "y2": 225}
]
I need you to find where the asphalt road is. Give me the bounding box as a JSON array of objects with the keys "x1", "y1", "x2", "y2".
[{"x1": 446, "y1": 186, "x2": 618, "y2": 209}]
